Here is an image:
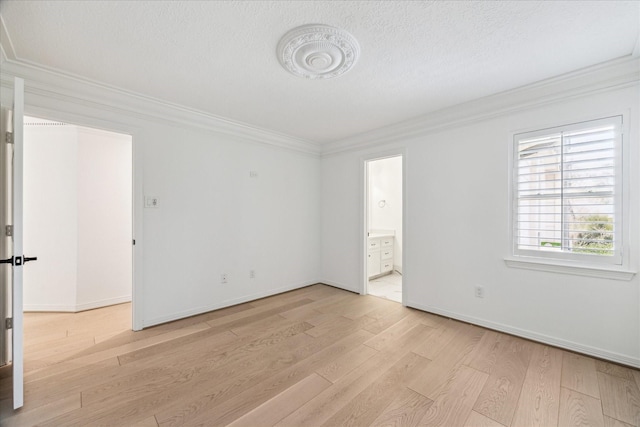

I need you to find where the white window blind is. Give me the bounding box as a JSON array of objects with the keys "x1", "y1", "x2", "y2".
[{"x1": 513, "y1": 116, "x2": 623, "y2": 264}]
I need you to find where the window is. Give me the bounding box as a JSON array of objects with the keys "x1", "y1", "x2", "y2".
[{"x1": 512, "y1": 116, "x2": 623, "y2": 266}]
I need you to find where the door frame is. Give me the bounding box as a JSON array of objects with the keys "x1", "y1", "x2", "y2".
[
  {"x1": 21, "y1": 105, "x2": 143, "y2": 331},
  {"x1": 0, "y1": 107, "x2": 11, "y2": 368},
  {"x1": 360, "y1": 149, "x2": 407, "y2": 306},
  {"x1": 2, "y1": 77, "x2": 25, "y2": 409}
]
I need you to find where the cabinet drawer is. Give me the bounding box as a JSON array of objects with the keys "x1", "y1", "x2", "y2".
[
  {"x1": 381, "y1": 248, "x2": 393, "y2": 260},
  {"x1": 380, "y1": 238, "x2": 393, "y2": 247},
  {"x1": 381, "y1": 260, "x2": 393, "y2": 273},
  {"x1": 368, "y1": 239, "x2": 380, "y2": 249}
]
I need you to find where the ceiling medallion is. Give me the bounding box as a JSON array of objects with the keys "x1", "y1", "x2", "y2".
[{"x1": 277, "y1": 24, "x2": 360, "y2": 79}]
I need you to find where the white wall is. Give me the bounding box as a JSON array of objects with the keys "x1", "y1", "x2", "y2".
[
  {"x1": 23, "y1": 124, "x2": 79, "y2": 310},
  {"x1": 23, "y1": 121, "x2": 132, "y2": 311},
  {"x1": 76, "y1": 127, "x2": 132, "y2": 310},
  {"x1": 141, "y1": 124, "x2": 320, "y2": 324},
  {"x1": 368, "y1": 156, "x2": 402, "y2": 271},
  {"x1": 1, "y1": 60, "x2": 322, "y2": 328},
  {"x1": 321, "y1": 84, "x2": 640, "y2": 367}
]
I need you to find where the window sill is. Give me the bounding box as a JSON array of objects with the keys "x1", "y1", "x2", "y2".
[{"x1": 504, "y1": 257, "x2": 636, "y2": 281}]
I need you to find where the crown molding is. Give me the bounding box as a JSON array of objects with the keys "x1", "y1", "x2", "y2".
[
  {"x1": 322, "y1": 56, "x2": 640, "y2": 156},
  {"x1": 0, "y1": 15, "x2": 16, "y2": 62},
  {"x1": 0, "y1": 57, "x2": 322, "y2": 156}
]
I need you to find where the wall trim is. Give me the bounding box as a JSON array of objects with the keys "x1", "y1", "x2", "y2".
[
  {"x1": 0, "y1": 58, "x2": 322, "y2": 157},
  {"x1": 24, "y1": 295, "x2": 132, "y2": 313},
  {"x1": 322, "y1": 56, "x2": 640, "y2": 156},
  {"x1": 143, "y1": 280, "x2": 317, "y2": 328},
  {"x1": 24, "y1": 304, "x2": 77, "y2": 313},
  {"x1": 319, "y1": 279, "x2": 359, "y2": 294},
  {"x1": 76, "y1": 296, "x2": 132, "y2": 312},
  {"x1": 406, "y1": 300, "x2": 640, "y2": 368}
]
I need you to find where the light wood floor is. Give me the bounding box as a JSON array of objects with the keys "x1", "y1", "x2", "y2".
[{"x1": 1, "y1": 284, "x2": 639, "y2": 426}]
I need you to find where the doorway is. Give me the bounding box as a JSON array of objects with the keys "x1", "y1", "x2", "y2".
[
  {"x1": 22, "y1": 116, "x2": 133, "y2": 315},
  {"x1": 0, "y1": 85, "x2": 138, "y2": 410},
  {"x1": 364, "y1": 155, "x2": 403, "y2": 303}
]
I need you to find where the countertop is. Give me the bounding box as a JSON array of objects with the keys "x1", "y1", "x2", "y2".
[{"x1": 368, "y1": 233, "x2": 394, "y2": 239}]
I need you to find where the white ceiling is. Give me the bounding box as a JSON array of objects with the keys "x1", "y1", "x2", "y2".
[{"x1": 1, "y1": 1, "x2": 638, "y2": 144}]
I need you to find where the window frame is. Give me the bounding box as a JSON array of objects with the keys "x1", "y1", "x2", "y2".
[{"x1": 506, "y1": 113, "x2": 635, "y2": 280}]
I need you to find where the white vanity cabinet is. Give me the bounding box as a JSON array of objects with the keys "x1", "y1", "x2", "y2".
[{"x1": 367, "y1": 235, "x2": 394, "y2": 279}]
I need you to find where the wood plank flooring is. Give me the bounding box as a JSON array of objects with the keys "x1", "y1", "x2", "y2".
[{"x1": 1, "y1": 284, "x2": 639, "y2": 426}]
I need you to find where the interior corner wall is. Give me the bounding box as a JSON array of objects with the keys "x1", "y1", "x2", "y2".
[
  {"x1": 23, "y1": 125, "x2": 79, "y2": 311},
  {"x1": 368, "y1": 156, "x2": 403, "y2": 272},
  {"x1": 76, "y1": 128, "x2": 132, "y2": 310},
  {"x1": 321, "y1": 84, "x2": 640, "y2": 367}
]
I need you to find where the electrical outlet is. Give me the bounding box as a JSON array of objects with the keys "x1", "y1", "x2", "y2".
[
  {"x1": 475, "y1": 285, "x2": 484, "y2": 298},
  {"x1": 144, "y1": 196, "x2": 159, "y2": 208},
  {"x1": 249, "y1": 270, "x2": 255, "y2": 279},
  {"x1": 221, "y1": 274, "x2": 228, "y2": 284}
]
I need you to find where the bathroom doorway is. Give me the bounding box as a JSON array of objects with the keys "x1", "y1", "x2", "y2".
[{"x1": 364, "y1": 155, "x2": 403, "y2": 303}]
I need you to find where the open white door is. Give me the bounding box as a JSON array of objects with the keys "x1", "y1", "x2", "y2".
[
  {"x1": 12, "y1": 77, "x2": 25, "y2": 410},
  {"x1": 0, "y1": 77, "x2": 27, "y2": 410}
]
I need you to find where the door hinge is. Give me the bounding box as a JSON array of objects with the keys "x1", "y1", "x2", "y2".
[
  {"x1": 5, "y1": 318, "x2": 12, "y2": 330},
  {"x1": 5, "y1": 225, "x2": 12, "y2": 237},
  {"x1": 5, "y1": 132, "x2": 13, "y2": 144}
]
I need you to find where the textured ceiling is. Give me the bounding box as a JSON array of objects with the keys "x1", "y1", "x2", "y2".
[{"x1": 1, "y1": 1, "x2": 639, "y2": 144}]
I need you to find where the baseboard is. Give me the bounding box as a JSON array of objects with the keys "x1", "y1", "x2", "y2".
[
  {"x1": 24, "y1": 295, "x2": 132, "y2": 313},
  {"x1": 368, "y1": 272, "x2": 393, "y2": 280},
  {"x1": 75, "y1": 296, "x2": 132, "y2": 312},
  {"x1": 406, "y1": 300, "x2": 640, "y2": 369},
  {"x1": 143, "y1": 280, "x2": 318, "y2": 328},
  {"x1": 319, "y1": 279, "x2": 360, "y2": 294},
  {"x1": 24, "y1": 304, "x2": 77, "y2": 312}
]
